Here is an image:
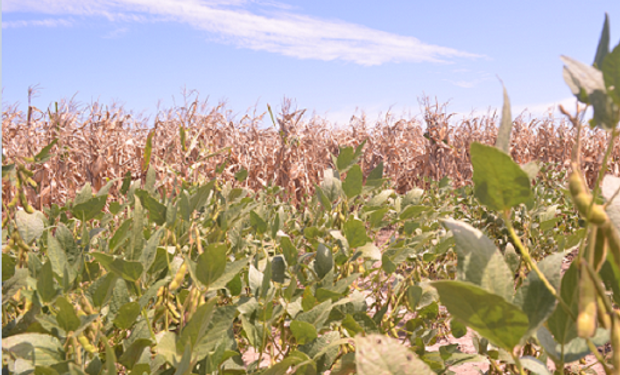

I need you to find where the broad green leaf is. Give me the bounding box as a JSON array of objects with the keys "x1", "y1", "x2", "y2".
[
  {"x1": 357, "y1": 242, "x2": 380, "y2": 261},
  {"x1": 178, "y1": 298, "x2": 218, "y2": 354},
  {"x1": 2, "y1": 253, "x2": 16, "y2": 282},
  {"x1": 546, "y1": 263, "x2": 579, "y2": 345},
  {"x1": 561, "y1": 55, "x2": 606, "y2": 95},
  {"x1": 135, "y1": 189, "x2": 167, "y2": 225},
  {"x1": 470, "y1": 142, "x2": 532, "y2": 211},
  {"x1": 250, "y1": 210, "x2": 268, "y2": 235},
  {"x1": 193, "y1": 306, "x2": 237, "y2": 355},
  {"x1": 189, "y1": 179, "x2": 215, "y2": 213},
  {"x1": 208, "y1": 257, "x2": 250, "y2": 291},
  {"x1": 367, "y1": 190, "x2": 393, "y2": 207},
  {"x1": 519, "y1": 356, "x2": 551, "y2": 375},
  {"x1": 514, "y1": 252, "x2": 562, "y2": 339},
  {"x1": 405, "y1": 285, "x2": 423, "y2": 312},
  {"x1": 343, "y1": 219, "x2": 370, "y2": 248},
  {"x1": 109, "y1": 219, "x2": 131, "y2": 252},
  {"x1": 140, "y1": 228, "x2": 163, "y2": 276},
  {"x1": 366, "y1": 162, "x2": 384, "y2": 189},
  {"x1": 296, "y1": 300, "x2": 332, "y2": 331},
  {"x1": 71, "y1": 195, "x2": 107, "y2": 222},
  {"x1": 450, "y1": 319, "x2": 468, "y2": 338},
  {"x1": 432, "y1": 280, "x2": 529, "y2": 351},
  {"x1": 120, "y1": 171, "x2": 132, "y2": 195},
  {"x1": 504, "y1": 243, "x2": 520, "y2": 274},
  {"x1": 263, "y1": 351, "x2": 311, "y2": 375},
  {"x1": 196, "y1": 243, "x2": 227, "y2": 288},
  {"x1": 129, "y1": 198, "x2": 144, "y2": 261},
  {"x1": 442, "y1": 219, "x2": 512, "y2": 300},
  {"x1": 538, "y1": 326, "x2": 610, "y2": 364},
  {"x1": 355, "y1": 334, "x2": 434, "y2": 375},
  {"x1": 343, "y1": 164, "x2": 363, "y2": 199},
  {"x1": 335, "y1": 145, "x2": 361, "y2": 174},
  {"x1": 589, "y1": 89, "x2": 619, "y2": 130},
  {"x1": 315, "y1": 183, "x2": 332, "y2": 211},
  {"x1": 91, "y1": 252, "x2": 144, "y2": 282},
  {"x1": 114, "y1": 302, "x2": 141, "y2": 330},
  {"x1": 3, "y1": 269, "x2": 27, "y2": 305},
  {"x1": 74, "y1": 183, "x2": 93, "y2": 205},
  {"x1": 145, "y1": 164, "x2": 156, "y2": 195},
  {"x1": 37, "y1": 261, "x2": 58, "y2": 303},
  {"x1": 594, "y1": 13, "x2": 610, "y2": 69},
  {"x1": 314, "y1": 243, "x2": 333, "y2": 280},
  {"x1": 47, "y1": 235, "x2": 69, "y2": 279},
  {"x1": 88, "y1": 272, "x2": 117, "y2": 307},
  {"x1": 272, "y1": 255, "x2": 286, "y2": 283},
  {"x1": 399, "y1": 205, "x2": 430, "y2": 220},
  {"x1": 260, "y1": 257, "x2": 273, "y2": 300},
  {"x1": 320, "y1": 168, "x2": 343, "y2": 202},
  {"x1": 280, "y1": 235, "x2": 298, "y2": 266},
  {"x1": 603, "y1": 42, "x2": 620, "y2": 108},
  {"x1": 290, "y1": 320, "x2": 318, "y2": 345},
  {"x1": 55, "y1": 296, "x2": 80, "y2": 332},
  {"x1": 16, "y1": 210, "x2": 44, "y2": 244},
  {"x1": 118, "y1": 338, "x2": 152, "y2": 370},
  {"x1": 235, "y1": 168, "x2": 248, "y2": 182},
  {"x1": 495, "y1": 83, "x2": 512, "y2": 154},
  {"x1": 104, "y1": 339, "x2": 118, "y2": 375},
  {"x1": 2, "y1": 333, "x2": 65, "y2": 367}
]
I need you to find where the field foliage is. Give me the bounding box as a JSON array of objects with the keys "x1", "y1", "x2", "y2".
[{"x1": 3, "y1": 13, "x2": 620, "y2": 375}]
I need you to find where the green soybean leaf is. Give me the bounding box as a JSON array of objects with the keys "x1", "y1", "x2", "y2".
[
  {"x1": 546, "y1": 263, "x2": 579, "y2": 345},
  {"x1": 91, "y1": 252, "x2": 144, "y2": 282},
  {"x1": 135, "y1": 189, "x2": 167, "y2": 225},
  {"x1": 114, "y1": 302, "x2": 141, "y2": 330},
  {"x1": 366, "y1": 162, "x2": 384, "y2": 189},
  {"x1": 594, "y1": 13, "x2": 610, "y2": 69},
  {"x1": 355, "y1": 334, "x2": 434, "y2": 375},
  {"x1": 104, "y1": 339, "x2": 118, "y2": 375},
  {"x1": 55, "y1": 296, "x2": 80, "y2": 332},
  {"x1": 88, "y1": 273, "x2": 117, "y2": 308},
  {"x1": 37, "y1": 261, "x2": 58, "y2": 303},
  {"x1": 519, "y1": 356, "x2": 551, "y2": 375},
  {"x1": 443, "y1": 219, "x2": 513, "y2": 301},
  {"x1": 2, "y1": 333, "x2": 65, "y2": 367},
  {"x1": 470, "y1": 142, "x2": 532, "y2": 211},
  {"x1": 405, "y1": 285, "x2": 423, "y2": 312},
  {"x1": 279, "y1": 235, "x2": 298, "y2": 267},
  {"x1": 250, "y1": 210, "x2": 268, "y2": 235},
  {"x1": 196, "y1": 243, "x2": 227, "y2": 288},
  {"x1": 514, "y1": 252, "x2": 562, "y2": 340},
  {"x1": 399, "y1": 205, "x2": 431, "y2": 220},
  {"x1": 343, "y1": 219, "x2": 370, "y2": 248},
  {"x1": 315, "y1": 183, "x2": 332, "y2": 211},
  {"x1": 140, "y1": 228, "x2": 163, "y2": 276},
  {"x1": 450, "y1": 319, "x2": 468, "y2": 339},
  {"x1": 603, "y1": 42, "x2": 620, "y2": 107},
  {"x1": 189, "y1": 179, "x2": 215, "y2": 213},
  {"x1": 432, "y1": 280, "x2": 529, "y2": 351},
  {"x1": 296, "y1": 300, "x2": 332, "y2": 331},
  {"x1": 109, "y1": 219, "x2": 131, "y2": 253},
  {"x1": 208, "y1": 257, "x2": 249, "y2": 292},
  {"x1": 495, "y1": 83, "x2": 512, "y2": 154},
  {"x1": 47, "y1": 235, "x2": 69, "y2": 279},
  {"x1": 2, "y1": 253, "x2": 16, "y2": 282},
  {"x1": 178, "y1": 298, "x2": 218, "y2": 354},
  {"x1": 145, "y1": 164, "x2": 156, "y2": 195},
  {"x1": 290, "y1": 320, "x2": 318, "y2": 345},
  {"x1": 235, "y1": 168, "x2": 248, "y2": 182},
  {"x1": 335, "y1": 145, "x2": 361, "y2": 174},
  {"x1": 118, "y1": 338, "x2": 152, "y2": 370},
  {"x1": 271, "y1": 255, "x2": 286, "y2": 284},
  {"x1": 130, "y1": 198, "x2": 144, "y2": 261},
  {"x1": 314, "y1": 243, "x2": 333, "y2": 280},
  {"x1": 16, "y1": 210, "x2": 45, "y2": 245},
  {"x1": 343, "y1": 164, "x2": 363, "y2": 199},
  {"x1": 71, "y1": 195, "x2": 107, "y2": 222}
]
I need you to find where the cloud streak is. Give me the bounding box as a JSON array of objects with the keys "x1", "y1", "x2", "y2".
[
  {"x1": 2, "y1": 18, "x2": 74, "y2": 28},
  {"x1": 3, "y1": 0, "x2": 483, "y2": 66}
]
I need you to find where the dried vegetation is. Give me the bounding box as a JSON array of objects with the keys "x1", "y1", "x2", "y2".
[{"x1": 3, "y1": 96, "x2": 619, "y2": 209}]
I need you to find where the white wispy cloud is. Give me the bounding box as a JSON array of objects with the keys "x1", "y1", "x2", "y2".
[
  {"x1": 3, "y1": 0, "x2": 483, "y2": 66},
  {"x1": 2, "y1": 18, "x2": 74, "y2": 28}
]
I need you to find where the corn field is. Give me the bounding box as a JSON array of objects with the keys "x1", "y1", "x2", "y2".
[{"x1": 3, "y1": 96, "x2": 619, "y2": 209}]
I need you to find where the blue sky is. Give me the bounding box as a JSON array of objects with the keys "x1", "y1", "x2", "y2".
[{"x1": 3, "y1": 1, "x2": 620, "y2": 126}]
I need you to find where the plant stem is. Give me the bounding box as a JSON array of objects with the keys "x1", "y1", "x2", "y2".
[{"x1": 503, "y1": 211, "x2": 576, "y2": 321}]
